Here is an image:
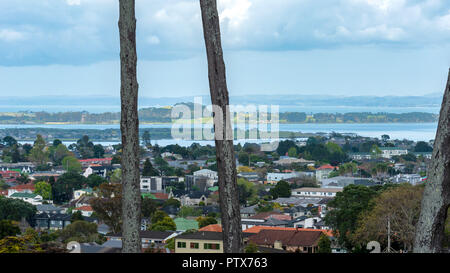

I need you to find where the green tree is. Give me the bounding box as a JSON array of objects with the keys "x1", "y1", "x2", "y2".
[
  {"x1": 86, "y1": 174, "x2": 107, "y2": 188},
  {"x1": 90, "y1": 183, "x2": 122, "y2": 233},
  {"x1": 29, "y1": 134, "x2": 49, "y2": 167},
  {"x1": 52, "y1": 144, "x2": 72, "y2": 165},
  {"x1": 62, "y1": 156, "x2": 82, "y2": 173},
  {"x1": 270, "y1": 180, "x2": 291, "y2": 199},
  {"x1": 93, "y1": 144, "x2": 105, "y2": 158},
  {"x1": 0, "y1": 197, "x2": 36, "y2": 223},
  {"x1": 142, "y1": 158, "x2": 159, "y2": 176},
  {"x1": 163, "y1": 198, "x2": 181, "y2": 209},
  {"x1": 50, "y1": 172, "x2": 86, "y2": 204},
  {"x1": 71, "y1": 211, "x2": 84, "y2": 222},
  {"x1": 58, "y1": 221, "x2": 99, "y2": 243},
  {"x1": 0, "y1": 220, "x2": 20, "y2": 240},
  {"x1": 317, "y1": 234, "x2": 332, "y2": 253},
  {"x1": 141, "y1": 197, "x2": 158, "y2": 218},
  {"x1": 244, "y1": 242, "x2": 258, "y2": 253},
  {"x1": 149, "y1": 216, "x2": 176, "y2": 231},
  {"x1": 142, "y1": 130, "x2": 151, "y2": 148},
  {"x1": 151, "y1": 210, "x2": 169, "y2": 224},
  {"x1": 196, "y1": 216, "x2": 217, "y2": 229},
  {"x1": 287, "y1": 147, "x2": 298, "y2": 158},
  {"x1": 34, "y1": 181, "x2": 52, "y2": 200},
  {"x1": 324, "y1": 185, "x2": 380, "y2": 251}
]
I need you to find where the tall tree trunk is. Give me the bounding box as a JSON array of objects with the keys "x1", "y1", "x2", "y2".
[
  {"x1": 119, "y1": 0, "x2": 141, "y2": 253},
  {"x1": 414, "y1": 69, "x2": 450, "y2": 253},
  {"x1": 199, "y1": 0, "x2": 243, "y2": 253}
]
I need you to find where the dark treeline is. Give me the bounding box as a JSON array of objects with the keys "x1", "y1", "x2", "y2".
[{"x1": 0, "y1": 106, "x2": 439, "y2": 124}]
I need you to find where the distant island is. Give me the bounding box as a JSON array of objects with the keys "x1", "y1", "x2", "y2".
[{"x1": 0, "y1": 102, "x2": 439, "y2": 124}]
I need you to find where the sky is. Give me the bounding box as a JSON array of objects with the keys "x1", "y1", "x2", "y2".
[{"x1": 0, "y1": 0, "x2": 450, "y2": 98}]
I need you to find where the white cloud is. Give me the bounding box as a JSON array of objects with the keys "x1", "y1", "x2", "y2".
[
  {"x1": 0, "y1": 29, "x2": 26, "y2": 42},
  {"x1": 66, "y1": 0, "x2": 81, "y2": 6},
  {"x1": 147, "y1": 35, "x2": 160, "y2": 45}
]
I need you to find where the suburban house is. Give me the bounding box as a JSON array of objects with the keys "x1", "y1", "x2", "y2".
[
  {"x1": 36, "y1": 204, "x2": 64, "y2": 214},
  {"x1": 291, "y1": 187, "x2": 342, "y2": 198},
  {"x1": 78, "y1": 158, "x2": 112, "y2": 167},
  {"x1": 9, "y1": 192, "x2": 43, "y2": 205},
  {"x1": 390, "y1": 174, "x2": 423, "y2": 185},
  {"x1": 73, "y1": 188, "x2": 94, "y2": 200},
  {"x1": 106, "y1": 230, "x2": 177, "y2": 249},
  {"x1": 379, "y1": 147, "x2": 408, "y2": 159},
  {"x1": 193, "y1": 169, "x2": 218, "y2": 180},
  {"x1": 315, "y1": 164, "x2": 336, "y2": 182},
  {"x1": 0, "y1": 170, "x2": 20, "y2": 182},
  {"x1": 82, "y1": 165, "x2": 112, "y2": 178},
  {"x1": 273, "y1": 157, "x2": 314, "y2": 166},
  {"x1": 72, "y1": 205, "x2": 94, "y2": 217},
  {"x1": 348, "y1": 152, "x2": 372, "y2": 161},
  {"x1": 321, "y1": 176, "x2": 377, "y2": 188},
  {"x1": 174, "y1": 231, "x2": 224, "y2": 253},
  {"x1": 266, "y1": 172, "x2": 306, "y2": 183},
  {"x1": 7, "y1": 183, "x2": 35, "y2": 197},
  {"x1": 34, "y1": 212, "x2": 72, "y2": 230},
  {"x1": 247, "y1": 229, "x2": 324, "y2": 253},
  {"x1": 237, "y1": 172, "x2": 260, "y2": 182}
]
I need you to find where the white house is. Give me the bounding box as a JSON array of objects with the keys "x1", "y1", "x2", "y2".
[
  {"x1": 9, "y1": 192, "x2": 43, "y2": 205},
  {"x1": 380, "y1": 147, "x2": 408, "y2": 159},
  {"x1": 193, "y1": 169, "x2": 218, "y2": 180},
  {"x1": 291, "y1": 187, "x2": 342, "y2": 198},
  {"x1": 72, "y1": 206, "x2": 94, "y2": 217},
  {"x1": 73, "y1": 188, "x2": 94, "y2": 200},
  {"x1": 315, "y1": 165, "x2": 335, "y2": 182}
]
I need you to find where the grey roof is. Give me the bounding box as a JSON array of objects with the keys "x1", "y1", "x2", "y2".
[
  {"x1": 240, "y1": 205, "x2": 258, "y2": 214},
  {"x1": 107, "y1": 230, "x2": 175, "y2": 240},
  {"x1": 36, "y1": 204, "x2": 63, "y2": 212},
  {"x1": 80, "y1": 242, "x2": 121, "y2": 253}
]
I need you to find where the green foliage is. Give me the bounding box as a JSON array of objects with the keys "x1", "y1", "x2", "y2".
[
  {"x1": 90, "y1": 183, "x2": 122, "y2": 233},
  {"x1": 163, "y1": 198, "x2": 181, "y2": 208},
  {"x1": 29, "y1": 134, "x2": 49, "y2": 167},
  {"x1": 414, "y1": 141, "x2": 433, "y2": 152},
  {"x1": 62, "y1": 156, "x2": 82, "y2": 173},
  {"x1": 151, "y1": 210, "x2": 169, "y2": 224},
  {"x1": 150, "y1": 216, "x2": 176, "y2": 231},
  {"x1": 71, "y1": 211, "x2": 84, "y2": 222},
  {"x1": 0, "y1": 220, "x2": 20, "y2": 240},
  {"x1": 317, "y1": 234, "x2": 332, "y2": 253},
  {"x1": 237, "y1": 178, "x2": 257, "y2": 205},
  {"x1": 244, "y1": 242, "x2": 259, "y2": 253},
  {"x1": 196, "y1": 216, "x2": 217, "y2": 229},
  {"x1": 142, "y1": 197, "x2": 158, "y2": 218},
  {"x1": 0, "y1": 197, "x2": 36, "y2": 223},
  {"x1": 58, "y1": 221, "x2": 99, "y2": 243},
  {"x1": 86, "y1": 174, "x2": 107, "y2": 188},
  {"x1": 324, "y1": 185, "x2": 381, "y2": 251},
  {"x1": 270, "y1": 180, "x2": 291, "y2": 199},
  {"x1": 142, "y1": 158, "x2": 159, "y2": 176},
  {"x1": 50, "y1": 171, "x2": 86, "y2": 204},
  {"x1": 178, "y1": 206, "x2": 202, "y2": 218},
  {"x1": 34, "y1": 181, "x2": 52, "y2": 200}
]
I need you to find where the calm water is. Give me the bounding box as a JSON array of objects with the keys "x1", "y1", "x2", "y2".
[{"x1": 7, "y1": 122, "x2": 438, "y2": 145}]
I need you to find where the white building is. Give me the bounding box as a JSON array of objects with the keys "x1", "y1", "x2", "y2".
[
  {"x1": 9, "y1": 193, "x2": 43, "y2": 205},
  {"x1": 266, "y1": 172, "x2": 313, "y2": 182},
  {"x1": 73, "y1": 188, "x2": 94, "y2": 200},
  {"x1": 291, "y1": 187, "x2": 342, "y2": 198},
  {"x1": 193, "y1": 169, "x2": 218, "y2": 180},
  {"x1": 380, "y1": 147, "x2": 408, "y2": 159},
  {"x1": 140, "y1": 176, "x2": 163, "y2": 193}
]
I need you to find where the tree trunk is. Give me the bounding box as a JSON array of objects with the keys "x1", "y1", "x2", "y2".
[
  {"x1": 414, "y1": 69, "x2": 450, "y2": 253},
  {"x1": 119, "y1": 0, "x2": 141, "y2": 253},
  {"x1": 199, "y1": 0, "x2": 243, "y2": 253}
]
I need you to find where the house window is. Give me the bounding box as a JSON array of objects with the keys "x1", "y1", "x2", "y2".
[
  {"x1": 204, "y1": 243, "x2": 220, "y2": 250},
  {"x1": 177, "y1": 242, "x2": 186, "y2": 248},
  {"x1": 190, "y1": 242, "x2": 199, "y2": 249}
]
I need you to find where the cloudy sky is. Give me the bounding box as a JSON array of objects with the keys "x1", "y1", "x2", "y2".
[{"x1": 0, "y1": 0, "x2": 450, "y2": 98}]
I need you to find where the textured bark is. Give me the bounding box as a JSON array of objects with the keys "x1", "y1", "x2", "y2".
[
  {"x1": 414, "y1": 69, "x2": 450, "y2": 253},
  {"x1": 119, "y1": 0, "x2": 141, "y2": 253},
  {"x1": 199, "y1": 0, "x2": 243, "y2": 253}
]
